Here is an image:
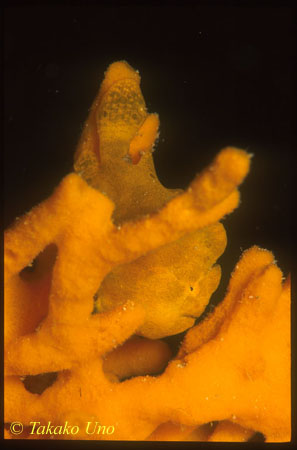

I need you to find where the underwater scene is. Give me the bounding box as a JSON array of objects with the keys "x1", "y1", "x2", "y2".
[{"x1": 4, "y1": 5, "x2": 292, "y2": 442}]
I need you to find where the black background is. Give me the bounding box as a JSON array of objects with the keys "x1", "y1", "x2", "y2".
[{"x1": 4, "y1": 1, "x2": 294, "y2": 302}]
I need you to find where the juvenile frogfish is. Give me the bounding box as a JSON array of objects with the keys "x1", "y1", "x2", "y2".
[{"x1": 74, "y1": 61, "x2": 238, "y2": 339}]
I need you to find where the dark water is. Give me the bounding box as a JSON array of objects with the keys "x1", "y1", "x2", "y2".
[
  {"x1": 4, "y1": 7, "x2": 293, "y2": 442},
  {"x1": 4, "y1": 4, "x2": 292, "y2": 280}
]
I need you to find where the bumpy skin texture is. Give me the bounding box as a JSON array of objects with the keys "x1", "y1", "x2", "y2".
[
  {"x1": 5, "y1": 146, "x2": 248, "y2": 375},
  {"x1": 74, "y1": 61, "x2": 180, "y2": 225},
  {"x1": 4, "y1": 62, "x2": 290, "y2": 442},
  {"x1": 5, "y1": 248, "x2": 290, "y2": 441},
  {"x1": 96, "y1": 223, "x2": 225, "y2": 338}
]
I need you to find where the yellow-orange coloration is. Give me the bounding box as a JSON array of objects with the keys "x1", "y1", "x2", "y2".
[
  {"x1": 4, "y1": 248, "x2": 290, "y2": 441},
  {"x1": 4, "y1": 61, "x2": 290, "y2": 442},
  {"x1": 74, "y1": 61, "x2": 180, "y2": 224},
  {"x1": 102, "y1": 336, "x2": 172, "y2": 381},
  {"x1": 128, "y1": 113, "x2": 160, "y2": 164},
  {"x1": 147, "y1": 421, "x2": 254, "y2": 442},
  {"x1": 207, "y1": 421, "x2": 254, "y2": 442},
  {"x1": 147, "y1": 422, "x2": 198, "y2": 441}
]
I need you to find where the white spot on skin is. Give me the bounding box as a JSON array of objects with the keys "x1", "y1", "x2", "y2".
[{"x1": 176, "y1": 361, "x2": 187, "y2": 368}]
